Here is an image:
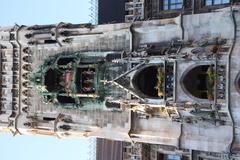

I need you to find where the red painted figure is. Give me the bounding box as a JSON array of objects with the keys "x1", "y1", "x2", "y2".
[
  {"x1": 65, "y1": 70, "x2": 73, "y2": 91},
  {"x1": 83, "y1": 68, "x2": 94, "y2": 76}
]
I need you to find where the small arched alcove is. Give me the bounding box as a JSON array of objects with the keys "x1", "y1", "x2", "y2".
[
  {"x1": 132, "y1": 65, "x2": 164, "y2": 98},
  {"x1": 181, "y1": 65, "x2": 215, "y2": 100},
  {"x1": 44, "y1": 69, "x2": 62, "y2": 92}
]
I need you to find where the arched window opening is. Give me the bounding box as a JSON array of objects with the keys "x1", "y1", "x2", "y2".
[
  {"x1": 76, "y1": 68, "x2": 96, "y2": 93},
  {"x1": 182, "y1": 65, "x2": 215, "y2": 100},
  {"x1": 133, "y1": 65, "x2": 164, "y2": 98},
  {"x1": 44, "y1": 69, "x2": 62, "y2": 92}
]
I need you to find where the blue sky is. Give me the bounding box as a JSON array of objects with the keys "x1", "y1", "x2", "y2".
[
  {"x1": 1, "y1": 133, "x2": 93, "y2": 160},
  {"x1": 0, "y1": 1, "x2": 93, "y2": 160},
  {"x1": 0, "y1": 0, "x2": 90, "y2": 26}
]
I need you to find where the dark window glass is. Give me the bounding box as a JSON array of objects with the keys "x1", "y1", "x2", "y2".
[
  {"x1": 163, "y1": 0, "x2": 182, "y2": 10},
  {"x1": 205, "y1": 0, "x2": 230, "y2": 5}
]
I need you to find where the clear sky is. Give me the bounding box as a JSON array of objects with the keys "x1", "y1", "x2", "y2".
[
  {"x1": 0, "y1": 0, "x2": 93, "y2": 160},
  {"x1": 0, "y1": 0, "x2": 91, "y2": 26}
]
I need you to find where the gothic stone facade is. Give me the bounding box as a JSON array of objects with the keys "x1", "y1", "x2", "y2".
[
  {"x1": 125, "y1": 0, "x2": 240, "y2": 22},
  {"x1": 1, "y1": 6, "x2": 240, "y2": 160}
]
